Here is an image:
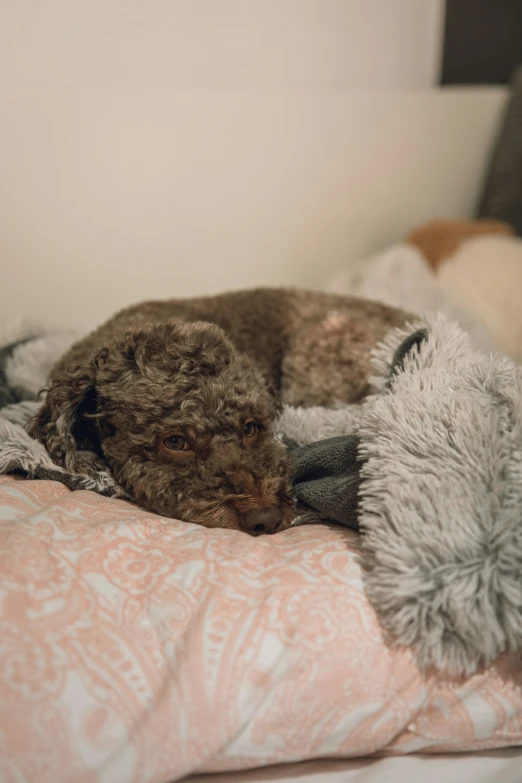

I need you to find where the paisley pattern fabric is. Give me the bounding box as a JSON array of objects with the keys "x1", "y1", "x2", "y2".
[{"x1": 0, "y1": 476, "x2": 521, "y2": 783}]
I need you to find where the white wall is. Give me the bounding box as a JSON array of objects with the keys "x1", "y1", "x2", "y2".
[
  {"x1": 1, "y1": 0, "x2": 444, "y2": 90},
  {"x1": 1, "y1": 1, "x2": 506, "y2": 329}
]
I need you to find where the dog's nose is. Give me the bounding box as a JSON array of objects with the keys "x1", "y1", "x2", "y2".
[{"x1": 241, "y1": 506, "x2": 284, "y2": 536}]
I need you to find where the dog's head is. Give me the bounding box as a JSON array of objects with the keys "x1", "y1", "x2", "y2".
[{"x1": 31, "y1": 322, "x2": 293, "y2": 535}]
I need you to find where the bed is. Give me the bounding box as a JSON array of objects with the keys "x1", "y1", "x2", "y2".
[{"x1": 1, "y1": 475, "x2": 521, "y2": 783}]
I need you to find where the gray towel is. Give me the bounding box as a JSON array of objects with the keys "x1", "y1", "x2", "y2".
[{"x1": 291, "y1": 435, "x2": 362, "y2": 529}]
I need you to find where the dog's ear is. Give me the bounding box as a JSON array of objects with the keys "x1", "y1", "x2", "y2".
[
  {"x1": 29, "y1": 356, "x2": 105, "y2": 475},
  {"x1": 388, "y1": 328, "x2": 428, "y2": 381}
]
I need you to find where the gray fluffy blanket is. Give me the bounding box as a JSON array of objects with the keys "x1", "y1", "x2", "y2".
[
  {"x1": 0, "y1": 324, "x2": 125, "y2": 495},
  {"x1": 1, "y1": 317, "x2": 521, "y2": 678}
]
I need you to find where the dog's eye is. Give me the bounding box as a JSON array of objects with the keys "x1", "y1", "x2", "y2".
[
  {"x1": 163, "y1": 434, "x2": 190, "y2": 452},
  {"x1": 243, "y1": 420, "x2": 259, "y2": 439}
]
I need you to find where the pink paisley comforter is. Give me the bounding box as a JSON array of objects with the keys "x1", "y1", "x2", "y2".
[{"x1": 0, "y1": 476, "x2": 521, "y2": 783}]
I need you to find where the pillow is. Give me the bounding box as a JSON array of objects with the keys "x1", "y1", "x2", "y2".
[
  {"x1": 326, "y1": 242, "x2": 498, "y2": 354},
  {"x1": 478, "y1": 65, "x2": 522, "y2": 235},
  {"x1": 1, "y1": 476, "x2": 521, "y2": 782}
]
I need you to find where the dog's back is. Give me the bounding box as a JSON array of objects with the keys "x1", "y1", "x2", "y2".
[{"x1": 52, "y1": 287, "x2": 410, "y2": 406}]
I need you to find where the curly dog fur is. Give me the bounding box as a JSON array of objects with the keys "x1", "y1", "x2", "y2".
[{"x1": 30, "y1": 288, "x2": 409, "y2": 534}]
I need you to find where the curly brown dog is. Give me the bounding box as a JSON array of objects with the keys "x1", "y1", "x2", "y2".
[{"x1": 30, "y1": 288, "x2": 409, "y2": 534}]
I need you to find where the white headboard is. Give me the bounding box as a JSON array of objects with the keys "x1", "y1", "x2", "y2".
[{"x1": 0, "y1": 87, "x2": 506, "y2": 328}]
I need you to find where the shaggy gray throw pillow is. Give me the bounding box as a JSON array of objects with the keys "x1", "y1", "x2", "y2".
[{"x1": 360, "y1": 316, "x2": 522, "y2": 677}]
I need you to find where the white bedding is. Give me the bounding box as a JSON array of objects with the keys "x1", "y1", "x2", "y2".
[{"x1": 188, "y1": 748, "x2": 522, "y2": 783}]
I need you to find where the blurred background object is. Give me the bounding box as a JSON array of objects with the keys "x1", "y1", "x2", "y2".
[{"x1": 441, "y1": 0, "x2": 522, "y2": 85}]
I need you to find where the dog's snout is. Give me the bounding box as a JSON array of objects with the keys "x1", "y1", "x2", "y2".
[{"x1": 241, "y1": 506, "x2": 284, "y2": 536}]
